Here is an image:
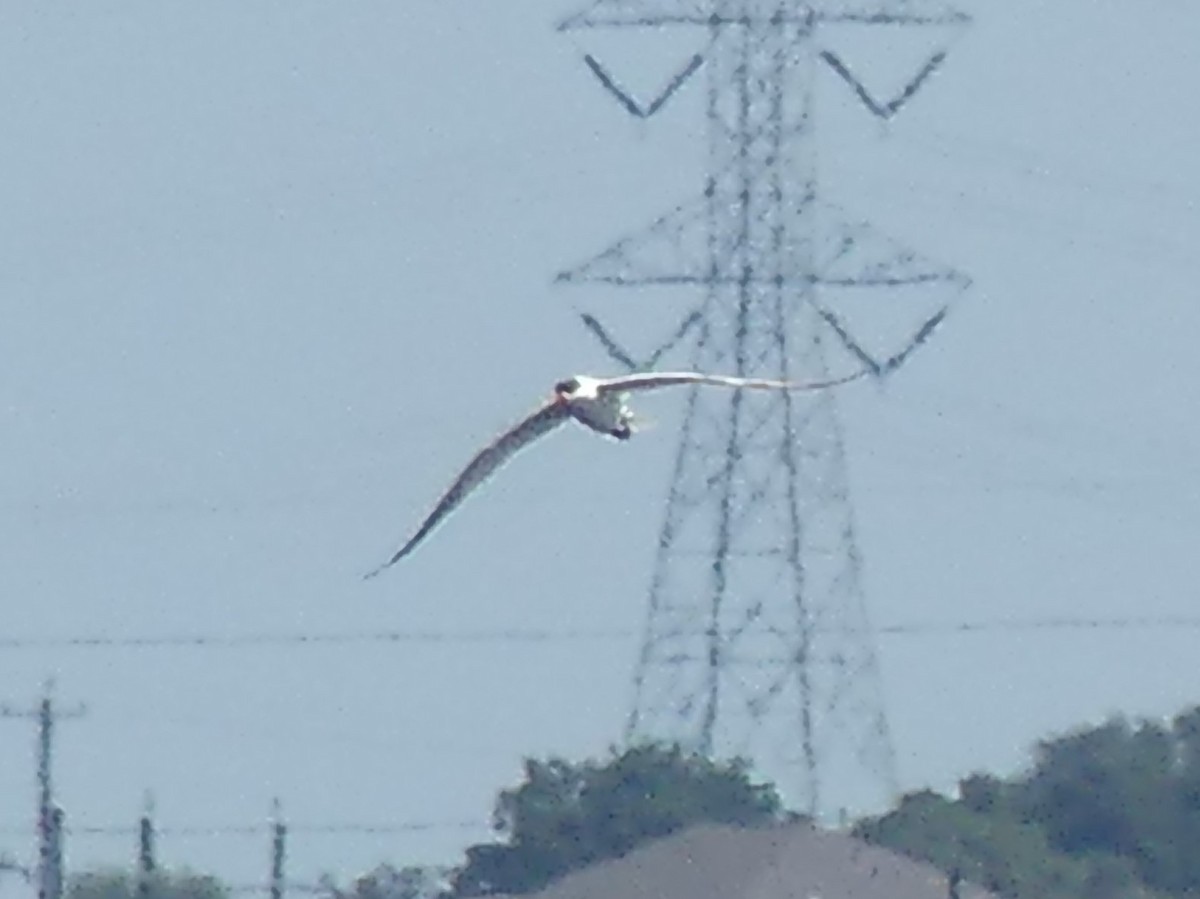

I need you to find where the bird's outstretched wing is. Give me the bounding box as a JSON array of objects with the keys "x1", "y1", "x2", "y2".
[
  {"x1": 364, "y1": 400, "x2": 569, "y2": 577},
  {"x1": 595, "y1": 369, "x2": 867, "y2": 394}
]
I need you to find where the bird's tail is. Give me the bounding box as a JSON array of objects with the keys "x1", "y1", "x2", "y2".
[{"x1": 627, "y1": 413, "x2": 657, "y2": 434}]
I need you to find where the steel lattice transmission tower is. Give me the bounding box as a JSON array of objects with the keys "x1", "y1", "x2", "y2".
[{"x1": 555, "y1": 0, "x2": 971, "y2": 818}]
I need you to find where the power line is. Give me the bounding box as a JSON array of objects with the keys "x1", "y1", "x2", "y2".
[
  {"x1": 0, "y1": 627, "x2": 630, "y2": 651},
  {"x1": 227, "y1": 883, "x2": 327, "y2": 896},
  {"x1": 0, "y1": 820, "x2": 489, "y2": 838},
  {"x1": 1, "y1": 616, "x2": 1198, "y2": 654},
  {"x1": 874, "y1": 615, "x2": 1200, "y2": 636}
]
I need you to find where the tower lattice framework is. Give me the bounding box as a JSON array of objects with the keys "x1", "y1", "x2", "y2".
[{"x1": 557, "y1": 0, "x2": 971, "y2": 818}]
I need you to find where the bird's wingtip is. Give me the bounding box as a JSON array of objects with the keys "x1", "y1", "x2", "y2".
[
  {"x1": 362, "y1": 560, "x2": 392, "y2": 581},
  {"x1": 363, "y1": 546, "x2": 412, "y2": 580}
]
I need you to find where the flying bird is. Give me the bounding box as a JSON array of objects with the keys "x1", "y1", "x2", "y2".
[{"x1": 364, "y1": 369, "x2": 865, "y2": 577}]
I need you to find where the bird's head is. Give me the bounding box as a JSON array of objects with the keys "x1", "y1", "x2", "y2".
[{"x1": 553, "y1": 376, "x2": 581, "y2": 399}]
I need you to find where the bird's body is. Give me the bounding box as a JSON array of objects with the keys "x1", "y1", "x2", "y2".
[
  {"x1": 553, "y1": 375, "x2": 634, "y2": 439},
  {"x1": 364, "y1": 368, "x2": 864, "y2": 577}
]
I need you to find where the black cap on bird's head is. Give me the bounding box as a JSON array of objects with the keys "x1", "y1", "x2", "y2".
[{"x1": 554, "y1": 377, "x2": 581, "y2": 397}]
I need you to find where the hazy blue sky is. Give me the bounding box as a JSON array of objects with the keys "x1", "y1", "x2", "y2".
[{"x1": 2, "y1": 0, "x2": 1199, "y2": 891}]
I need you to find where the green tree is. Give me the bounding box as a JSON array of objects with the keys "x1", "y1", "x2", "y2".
[
  {"x1": 452, "y1": 743, "x2": 783, "y2": 896},
  {"x1": 1016, "y1": 719, "x2": 1176, "y2": 861},
  {"x1": 853, "y1": 709, "x2": 1200, "y2": 899},
  {"x1": 67, "y1": 870, "x2": 228, "y2": 899},
  {"x1": 853, "y1": 787, "x2": 1099, "y2": 899},
  {"x1": 320, "y1": 864, "x2": 451, "y2": 899}
]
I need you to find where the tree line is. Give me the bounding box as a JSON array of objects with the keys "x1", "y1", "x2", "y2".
[{"x1": 61, "y1": 703, "x2": 1200, "y2": 899}]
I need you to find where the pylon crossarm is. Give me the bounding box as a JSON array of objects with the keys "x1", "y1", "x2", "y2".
[
  {"x1": 816, "y1": 303, "x2": 954, "y2": 379},
  {"x1": 819, "y1": 49, "x2": 948, "y2": 121},
  {"x1": 815, "y1": 306, "x2": 884, "y2": 376},
  {"x1": 581, "y1": 53, "x2": 706, "y2": 119},
  {"x1": 879, "y1": 306, "x2": 948, "y2": 373},
  {"x1": 580, "y1": 309, "x2": 704, "y2": 371}
]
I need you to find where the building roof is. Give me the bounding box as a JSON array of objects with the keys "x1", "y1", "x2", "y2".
[{"x1": 489, "y1": 820, "x2": 998, "y2": 899}]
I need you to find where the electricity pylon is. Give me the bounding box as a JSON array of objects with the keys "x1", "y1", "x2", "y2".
[{"x1": 555, "y1": 0, "x2": 971, "y2": 818}]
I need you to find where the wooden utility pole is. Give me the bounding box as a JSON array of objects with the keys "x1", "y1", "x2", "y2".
[
  {"x1": 269, "y1": 799, "x2": 286, "y2": 899},
  {"x1": 0, "y1": 680, "x2": 86, "y2": 899},
  {"x1": 137, "y1": 792, "x2": 156, "y2": 899}
]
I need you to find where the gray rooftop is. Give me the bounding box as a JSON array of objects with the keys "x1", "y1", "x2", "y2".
[{"x1": 487, "y1": 821, "x2": 997, "y2": 899}]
